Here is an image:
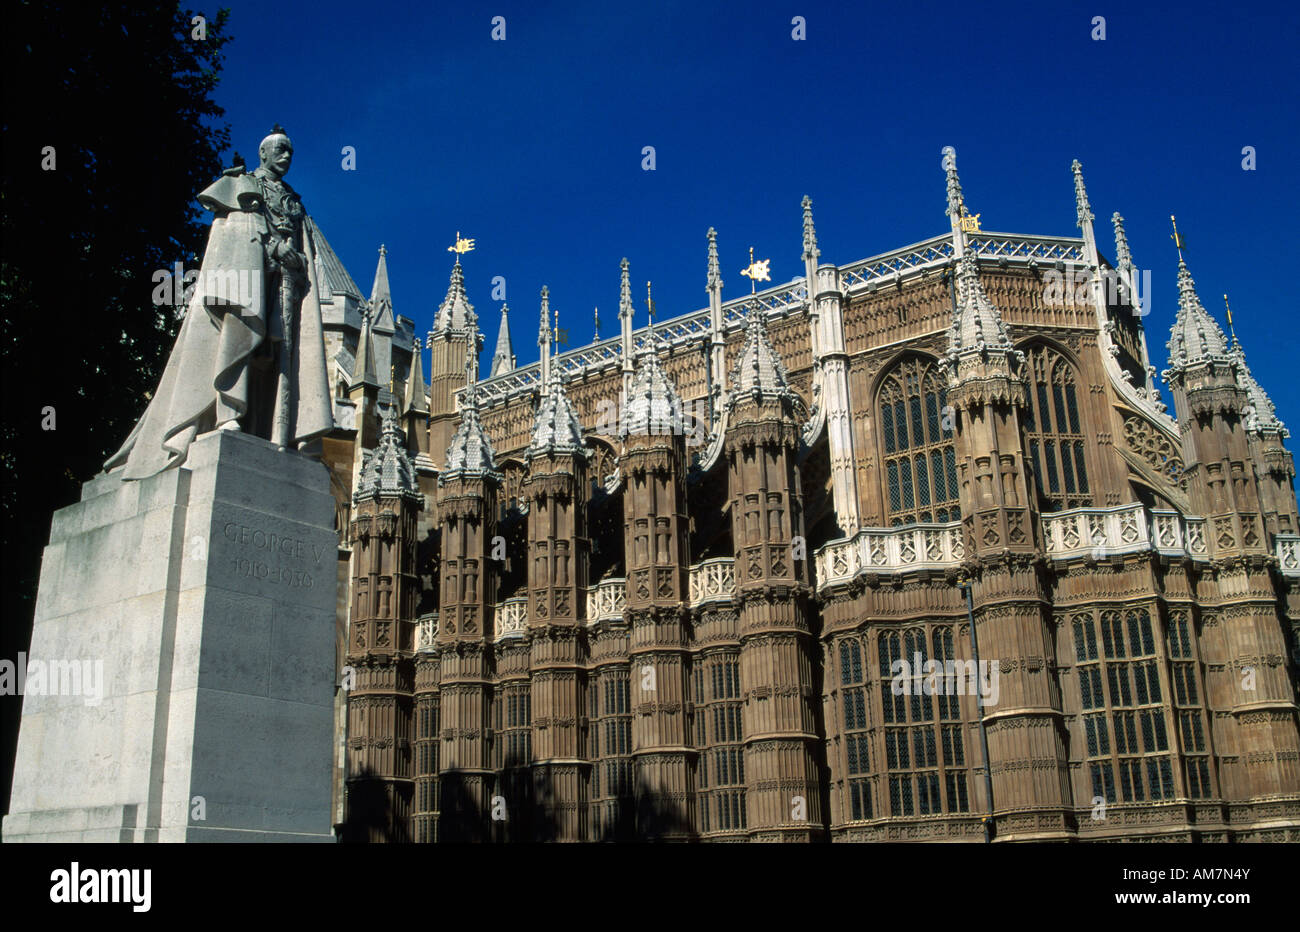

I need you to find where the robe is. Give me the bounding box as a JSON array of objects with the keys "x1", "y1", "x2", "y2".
[{"x1": 106, "y1": 172, "x2": 334, "y2": 479}]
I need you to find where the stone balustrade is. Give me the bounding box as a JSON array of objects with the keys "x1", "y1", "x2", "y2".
[
  {"x1": 586, "y1": 577, "x2": 627, "y2": 623},
  {"x1": 1278, "y1": 534, "x2": 1300, "y2": 576},
  {"x1": 497, "y1": 597, "x2": 528, "y2": 639},
  {"x1": 811, "y1": 505, "x2": 1231, "y2": 593},
  {"x1": 815, "y1": 522, "x2": 964, "y2": 590},
  {"x1": 415, "y1": 613, "x2": 437, "y2": 652},
  {"x1": 688, "y1": 558, "x2": 736, "y2": 606}
]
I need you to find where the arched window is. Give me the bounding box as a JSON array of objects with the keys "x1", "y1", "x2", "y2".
[
  {"x1": 1023, "y1": 346, "x2": 1091, "y2": 511},
  {"x1": 875, "y1": 625, "x2": 971, "y2": 818},
  {"x1": 878, "y1": 358, "x2": 959, "y2": 525}
]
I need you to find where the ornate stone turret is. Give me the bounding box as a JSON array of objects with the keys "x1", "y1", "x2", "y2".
[
  {"x1": 706, "y1": 229, "x2": 725, "y2": 417},
  {"x1": 803, "y1": 196, "x2": 860, "y2": 535},
  {"x1": 428, "y1": 259, "x2": 482, "y2": 469},
  {"x1": 1160, "y1": 234, "x2": 1297, "y2": 802},
  {"x1": 434, "y1": 340, "x2": 501, "y2": 842},
  {"x1": 1161, "y1": 248, "x2": 1263, "y2": 549},
  {"x1": 345, "y1": 403, "x2": 423, "y2": 842},
  {"x1": 490, "y1": 303, "x2": 516, "y2": 378},
  {"x1": 722, "y1": 299, "x2": 822, "y2": 841},
  {"x1": 1231, "y1": 333, "x2": 1297, "y2": 538},
  {"x1": 620, "y1": 334, "x2": 692, "y2": 838},
  {"x1": 938, "y1": 146, "x2": 1069, "y2": 841},
  {"x1": 523, "y1": 340, "x2": 589, "y2": 840}
]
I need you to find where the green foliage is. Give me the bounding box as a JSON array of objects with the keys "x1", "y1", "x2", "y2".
[{"x1": 0, "y1": 0, "x2": 233, "y2": 779}]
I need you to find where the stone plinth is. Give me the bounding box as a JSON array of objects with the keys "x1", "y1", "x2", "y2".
[{"x1": 4, "y1": 430, "x2": 338, "y2": 842}]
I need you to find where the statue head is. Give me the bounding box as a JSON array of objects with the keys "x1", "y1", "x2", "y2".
[{"x1": 258, "y1": 124, "x2": 293, "y2": 177}]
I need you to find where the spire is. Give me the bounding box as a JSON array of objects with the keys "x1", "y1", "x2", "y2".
[
  {"x1": 433, "y1": 259, "x2": 475, "y2": 333},
  {"x1": 352, "y1": 306, "x2": 379, "y2": 388},
  {"x1": 619, "y1": 259, "x2": 633, "y2": 318},
  {"x1": 942, "y1": 146, "x2": 967, "y2": 234},
  {"x1": 490, "y1": 304, "x2": 515, "y2": 377},
  {"x1": 1231, "y1": 339, "x2": 1288, "y2": 437},
  {"x1": 1112, "y1": 212, "x2": 1134, "y2": 273},
  {"x1": 625, "y1": 337, "x2": 683, "y2": 437},
  {"x1": 538, "y1": 285, "x2": 551, "y2": 345},
  {"x1": 355, "y1": 404, "x2": 419, "y2": 500},
  {"x1": 441, "y1": 353, "x2": 501, "y2": 482},
  {"x1": 944, "y1": 251, "x2": 1016, "y2": 360},
  {"x1": 1071, "y1": 160, "x2": 1094, "y2": 229},
  {"x1": 539, "y1": 286, "x2": 551, "y2": 386},
  {"x1": 801, "y1": 196, "x2": 820, "y2": 262},
  {"x1": 526, "y1": 363, "x2": 586, "y2": 463},
  {"x1": 706, "y1": 229, "x2": 721, "y2": 292},
  {"x1": 403, "y1": 336, "x2": 428, "y2": 415},
  {"x1": 369, "y1": 244, "x2": 395, "y2": 333},
  {"x1": 1165, "y1": 248, "x2": 1231, "y2": 373},
  {"x1": 939, "y1": 149, "x2": 1016, "y2": 367},
  {"x1": 727, "y1": 302, "x2": 795, "y2": 406}
]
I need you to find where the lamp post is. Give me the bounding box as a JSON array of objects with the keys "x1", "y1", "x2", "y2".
[{"x1": 957, "y1": 573, "x2": 995, "y2": 843}]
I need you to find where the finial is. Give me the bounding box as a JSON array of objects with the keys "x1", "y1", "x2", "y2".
[
  {"x1": 1112, "y1": 212, "x2": 1133, "y2": 271},
  {"x1": 553, "y1": 304, "x2": 560, "y2": 358},
  {"x1": 593, "y1": 306, "x2": 600, "y2": 341},
  {"x1": 379, "y1": 243, "x2": 387, "y2": 258},
  {"x1": 646, "y1": 280, "x2": 655, "y2": 324},
  {"x1": 1071, "y1": 159, "x2": 1093, "y2": 228},
  {"x1": 942, "y1": 145, "x2": 964, "y2": 219},
  {"x1": 619, "y1": 258, "x2": 633, "y2": 319},
  {"x1": 801, "y1": 196, "x2": 820, "y2": 261},
  {"x1": 539, "y1": 285, "x2": 550, "y2": 346},
  {"x1": 1223, "y1": 294, "x2": 1239, "y2": 347},
  {"x1": 706, "y1": 227, "x2": 722, "y2": 292},
  {"x1": 1170, "y1": 215, "x2": 1186, "y2": 262}
]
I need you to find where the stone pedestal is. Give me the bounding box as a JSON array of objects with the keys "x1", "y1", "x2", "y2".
[{"x1": 4, "y1": 430, "x2": 338, "y2": 842}]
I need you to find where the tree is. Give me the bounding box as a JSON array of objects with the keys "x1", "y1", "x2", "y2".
[{"x1": 0, "y1": 1, "x2": 233, "y2": 818}]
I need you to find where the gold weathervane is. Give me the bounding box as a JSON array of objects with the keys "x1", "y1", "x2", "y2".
[
  {"x1": 448, "y1": 231, "x2": 476, "y2": 256},
  {"x1": 740, "y1": 247, "x2": 771, "y2": 295},
  {"x1": 959, "y1": 208, "x2": 982, "y2": 234}
]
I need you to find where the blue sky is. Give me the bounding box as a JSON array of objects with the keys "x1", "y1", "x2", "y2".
[{"x1": 212, "y1": 0, "x2": 1299, "y2": 427}]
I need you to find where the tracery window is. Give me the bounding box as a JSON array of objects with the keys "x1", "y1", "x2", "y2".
[
  {"x1": 1023, "y1": 345, "x2": 1091, "y2": 511},
  {"x1": 495, "y1": 682, "x2": 531, "y2": 769},
  {"x1": 696, "y1": 652, "x2": 746, "y2": 833},
  {"x1": 589, "y1": 667, "x2": 633, "y2": 837},
  {"x1": 1072, "y1": 608, "x2": 1175, "y2": 804},
  {"x1": 871, "y1": 625, "x2": 973, "y2": 819},
  {"x1": 878, "y1": 358, "x2": 959, "y2": 526},
  {"x1": 839, "y1": 638, "x2": 872, "y2": 820},
  {"x1": 1167, "y1": 610, "x2": 1213, "y2": 799},
  {"x1": 413, "y1": 694, "x2": 440, "y2": 843}
]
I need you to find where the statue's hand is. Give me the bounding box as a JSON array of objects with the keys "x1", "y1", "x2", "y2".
[{"x1": 274, "y1": 238, "x2": 305, "y2": 271}]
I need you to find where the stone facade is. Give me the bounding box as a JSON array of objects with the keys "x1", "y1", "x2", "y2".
[{"x1": 327, "y1": 153, "x2": 1300, "y2": 842}]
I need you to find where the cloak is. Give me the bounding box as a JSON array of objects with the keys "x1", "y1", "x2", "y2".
[{"x1": 106, "y1": 173, "x2": 335, "y2": 479}]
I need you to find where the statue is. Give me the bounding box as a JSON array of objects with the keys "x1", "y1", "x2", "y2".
[{"x1": 106, "y1": 125, "x2": 334, "y2": 479}]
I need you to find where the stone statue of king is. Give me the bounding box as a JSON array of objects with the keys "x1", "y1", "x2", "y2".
[{"x1": 106, "y1": 125, "x2": 334, "y2": 479}]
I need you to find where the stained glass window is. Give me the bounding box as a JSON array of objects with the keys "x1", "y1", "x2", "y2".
[{"x1": 878, "y1": 358, "x2": 960, "y2": 525}]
